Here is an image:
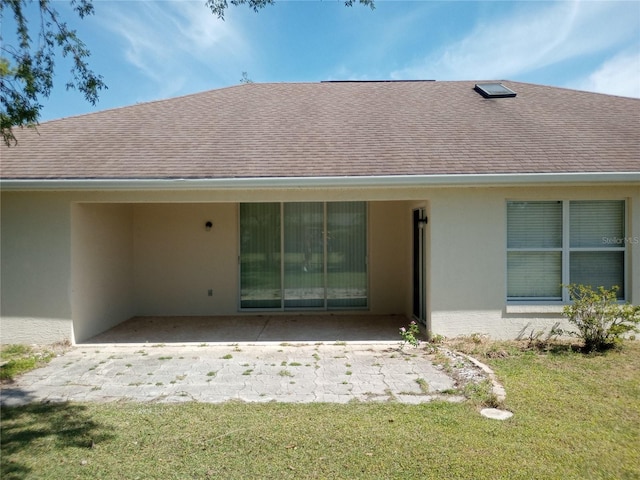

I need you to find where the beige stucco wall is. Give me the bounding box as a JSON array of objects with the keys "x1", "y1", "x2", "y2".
[
  {"x1": 368, "y1": 201, "x2": 410, "y2": 313},
  {"x1": 428, "y1": 185, "x2": 640, "y2": 339},
  {"x1": 1, "y1": 184, "x2": 638, "y2": 344},
  {"x1": 71, "y1": 203, "x2": 135, "y2": 342},
  {"x1": 133, "y1": 203, "x2": 239, "y2": 315},
  {"x1": 428, "y1": 188, "x2": 506, "y2": 337},
  {"x1": 1, "y1": 192, "x2": 74, "y2": 343}
]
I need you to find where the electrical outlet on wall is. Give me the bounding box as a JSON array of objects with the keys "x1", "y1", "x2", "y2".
[{"x1": 207, "y1": 289, "x2": 213, "y2": 297}]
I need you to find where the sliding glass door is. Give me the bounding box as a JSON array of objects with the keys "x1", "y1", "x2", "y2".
[
  {"x1": 240, "y1": 202, "x2": 367, "y2": 310},
  {"x1": 239, "y1": 203, "x2": 281, "y2": 308},
  {"x1": 284, "y1": 202, "x2": 325, "y2": 308},
  {"x1": 326, "y1": 202, "x2": 367, "y2": 308}
]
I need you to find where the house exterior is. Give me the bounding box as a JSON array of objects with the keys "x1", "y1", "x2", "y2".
[{"x1": 1, "y1": 80, "x2": 638, "y2": 345}]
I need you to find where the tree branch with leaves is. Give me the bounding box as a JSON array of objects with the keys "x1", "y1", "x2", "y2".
[
  {"x1": 1, "y1": 0, "x2": 374, "y2": 146},
  {"x1": 1, "y1": 0, "x2": 107, "y2": 145},
  {"x1": 205, "y1": 0, "x2": 374, "y2": 20}
]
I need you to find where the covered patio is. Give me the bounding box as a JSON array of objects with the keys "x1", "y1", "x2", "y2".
[
  {"x1": 83, "y1": 314, "x2": 414, "y2": 344},
  {"x1": 71, "y1": 201, "x2": 423, "y2": 344}
]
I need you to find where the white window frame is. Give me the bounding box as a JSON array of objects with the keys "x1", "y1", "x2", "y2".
[{"x1": 507, "y1": 199, "x2": 627, "y2": 304}]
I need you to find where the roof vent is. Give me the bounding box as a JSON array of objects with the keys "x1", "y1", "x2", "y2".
[{"x1": 474, "y1": 83, "x2": 517, "y2": 98}]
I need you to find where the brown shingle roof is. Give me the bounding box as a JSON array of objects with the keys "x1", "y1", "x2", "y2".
[{"x1": 1, "y1": 80, "x2": 639, "y2": 180}]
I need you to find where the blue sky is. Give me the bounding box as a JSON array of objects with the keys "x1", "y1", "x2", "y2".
[{"x1": 5, "y1": 0, "x2": 640, "y2": 121}]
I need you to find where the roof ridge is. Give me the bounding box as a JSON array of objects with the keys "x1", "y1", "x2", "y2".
[{"x1": 321, "y1": 79, "x2": 436, "y2": 83}]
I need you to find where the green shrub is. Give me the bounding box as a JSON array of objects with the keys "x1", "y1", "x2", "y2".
[{"x1": 558, "y1": 284, "x2": 640, "y2": 352}]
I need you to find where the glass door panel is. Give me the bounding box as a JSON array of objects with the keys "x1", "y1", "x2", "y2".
[
  {"x1": 283, "y1": 202, "x2": 325, "y2": 308},
  {"x1": 239, "y1": 203, "x2": 282, "y2": 308},
  {"x1": 327, "y1": 202, "x2": 367, "y2": 308}
]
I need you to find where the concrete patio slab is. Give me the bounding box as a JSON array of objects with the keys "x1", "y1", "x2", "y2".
[
  {"x1": 1, "y1": 316, "x2": 507, "y2": 408},
  {"x1": 1, "y1": 343, "x2": 471, "y2": 407},
  {"x1": 83, "y1": 315, "x2": 409, "y2": 344}
]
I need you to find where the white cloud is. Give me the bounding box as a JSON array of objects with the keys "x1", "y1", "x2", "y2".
[
  {"x1": 570, "y1": 50, "x2": 640, "y2": 98},
  {"x1": 391, "y1": 1, "x2": 640, "y2": 84},
  {"x1": 100, "y1": 1, "x2": 250, "y2": 97}
]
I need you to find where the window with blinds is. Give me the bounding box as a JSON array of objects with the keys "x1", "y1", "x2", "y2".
[
  {"x1": 507, "y1": 200, "x2": 626, "y2": 302},
  {"x1": 507, "y1": 201, "x2": 563, "y2": 300},
  {"x1": 569, "y1": 201, "x2": 625, "y2": 298}
]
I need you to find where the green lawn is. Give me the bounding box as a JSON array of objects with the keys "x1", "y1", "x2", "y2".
[
  {"x1": 2, "y1": 341, "x2": 639, "y2": 479},
  {"x1": 0, "y1": 344, "x2": 55, "y2": 382}
]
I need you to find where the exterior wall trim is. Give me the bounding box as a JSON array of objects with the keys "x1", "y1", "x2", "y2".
[{"x1": 2, "y1": 172, "x2": 640, "y2": 191}]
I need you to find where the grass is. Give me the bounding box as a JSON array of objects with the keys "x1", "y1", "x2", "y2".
[
  {"x1": 1, "y1": 341, "x2": 639, "y2": 479},
  {"x1": 0, "y1": 345, "x2": 57, "y2": 382},
  {"x1": 415, "y1": 378, "x2": 429, "y2": 393},
  {"x1": 463, "y1": 379, "x2": 498, "y2": 407}
]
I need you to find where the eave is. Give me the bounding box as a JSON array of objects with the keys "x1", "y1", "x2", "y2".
[{"x1": 1, "y1": 172, "x2": 639, "y2": 192}]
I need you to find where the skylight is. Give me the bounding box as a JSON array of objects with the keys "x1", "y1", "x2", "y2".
[{"x1": 474, "y1": 83, "x2": 517, "y2": 98}]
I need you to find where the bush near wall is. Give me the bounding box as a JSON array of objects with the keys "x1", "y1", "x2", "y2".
[{"x1": 557, "y1": 284, "x2": 640, "y2": 352}]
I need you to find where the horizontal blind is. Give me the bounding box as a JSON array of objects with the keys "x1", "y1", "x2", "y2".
[
  {"x1": 570, "y1": 251, "x2": 624, "y2": 298},
  {"x1": 507, "y1": 201, "x2": 562, "y2": 248},
  {"x1": 507, "y1": 200, "x2": 627, "y2": 302},
  {"x1": 570, "y1": 200, "x2": 624, "y2": 248},
  {"x1": 507, "y1": 251, "x2": 562, "y2": 298}
]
